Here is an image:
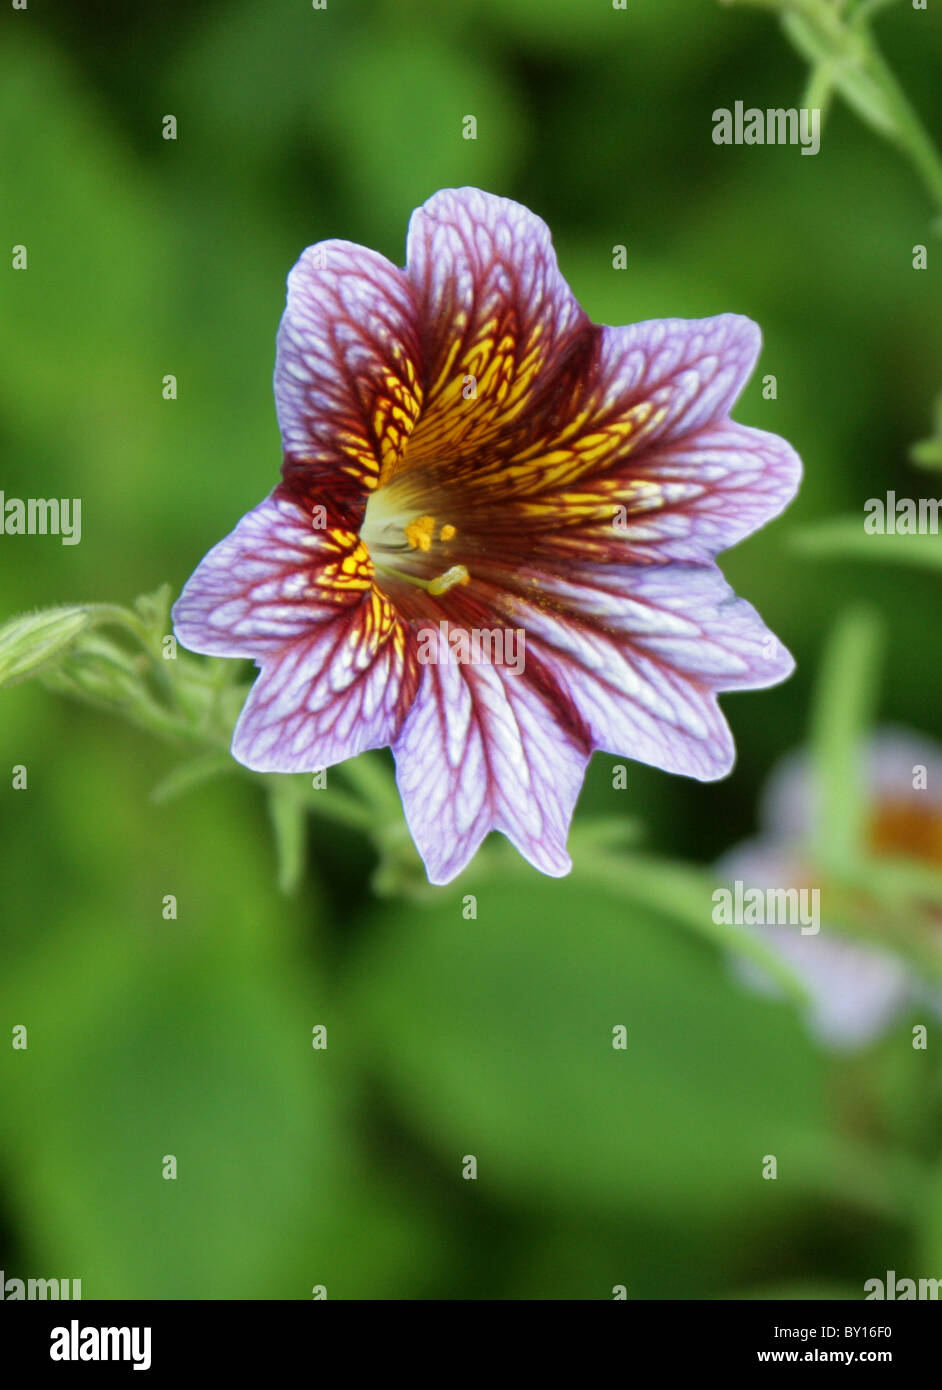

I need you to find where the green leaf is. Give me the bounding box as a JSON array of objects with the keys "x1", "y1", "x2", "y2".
[
  {"x1": 346, "y1": 873, "x2": 828, "y2": 1223},
  {"x1": 456, "y1": 837, "x2": 808, "y2": 1004},
  {"x1": 587, "y1": 852, "x2": 811, "y2": 1008},
  {"x1": 0, "y1": 916, "x2": 342, "y2": 1298}
]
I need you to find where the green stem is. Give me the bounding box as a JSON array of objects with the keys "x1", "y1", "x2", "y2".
[
  {"x1": 808, "y1": 607, "x2": 882, "y2": 870},
  {"x1": 725, "y1": 0, "x2": 942, "y2": 222}
]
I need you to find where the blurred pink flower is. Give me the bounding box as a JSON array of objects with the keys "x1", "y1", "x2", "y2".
[{"x1": 721, "y1": 730, "x2": 942, "y2": 1049}]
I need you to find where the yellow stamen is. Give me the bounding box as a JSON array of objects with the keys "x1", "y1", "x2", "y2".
[
  {"x1": 404, "y1": 514, "x2": 436, "y2": 552},
  {"x1": 428, "y1": 564, "x2": 470, "y2": 596},
  {"x1": 439, "y1": 523, "x2": 456, "y2": 542}
]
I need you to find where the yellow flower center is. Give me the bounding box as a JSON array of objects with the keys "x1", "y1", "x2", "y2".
[
  {"x1": 360, "y1": 490, "x2": 469, "y2": 596},
  {"x1": 868, "y1": 800, "x2": 942, "y2": 867}
]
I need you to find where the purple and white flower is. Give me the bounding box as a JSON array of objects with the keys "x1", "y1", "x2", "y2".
[{"x1": 173, "y1": 187, "x2": 801, "y2": 883}]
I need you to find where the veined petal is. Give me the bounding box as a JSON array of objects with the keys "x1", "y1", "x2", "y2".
[
  {"x1": 591, "y1": 313, "x2": 763, "y2": 453},
  {"x1": 608, "y1": 418, "x2": 801, "y2": 561},
  {"x1": 173, "y1": 489, "x2": 418, "y2": 770},
  {"x1": 233, "y1": 587, "x2": 417, "y2": 772},
  {"x1": 495, "y1": 561, "x2": 794, "y2": 782},
  {"x1": 172, "y1": 489, "x2": 369, "y2": 659},
  {"x1": 516, "y1": 417, "x2": 801, "y2": 567},
  {"x1": 275, "y1": 240, "x2": 423, "y2": 502},
  {"x1": 460, "y1": 312, "x2": 765, "y2": 504},
  {"x1": 401, "y1": 187, "x2": 593, "y2": 473},
  {"x1": 392, "y1": 628, "x2": 590, "y2": 885}
]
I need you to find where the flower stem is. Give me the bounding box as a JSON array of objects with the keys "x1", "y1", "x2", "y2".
[{"x1": 722, "y1": 0, "x2": 942, "y2": 225}]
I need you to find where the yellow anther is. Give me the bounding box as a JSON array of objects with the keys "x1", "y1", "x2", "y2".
[
  {"x1": 404, "y1": 514, "x2": 436, "y2": 551},
  {"x1": 428, "y1": 564, "x2": 470, "y2": 596},
  {"x1": 439, "y1": 523, "x2": 456, "y2": 542}
]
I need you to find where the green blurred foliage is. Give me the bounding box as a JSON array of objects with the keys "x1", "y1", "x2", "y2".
[
  {"x1": 347, "y1": 875, "x2": 827, "y2": 1221},
  {"x1": 1, "y1": 0, "x2": 941, "y2": 1299}
]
